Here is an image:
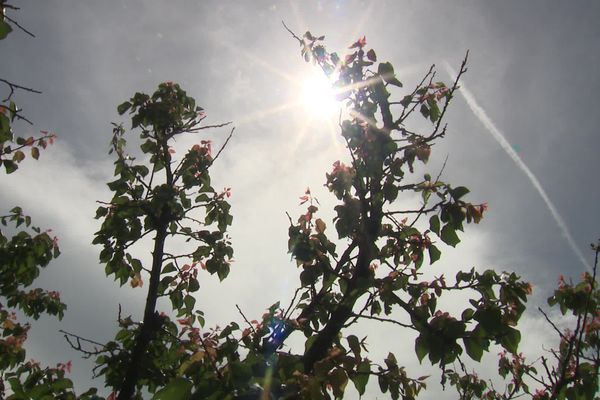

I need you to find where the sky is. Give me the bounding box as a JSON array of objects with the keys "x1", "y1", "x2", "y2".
[{"x1": 1, "y1": 1, "x2": 599, "y2": 398}]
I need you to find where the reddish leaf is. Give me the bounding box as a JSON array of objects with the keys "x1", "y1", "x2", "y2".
[
  {"x1": 315, "y1": 218, "x2": 326, "y2": 234},
  {"x1": 12, "y1": 150, "x2": 25, "y2": 163},
  {"x1": 130, "y1": 272, "x2": 143, "y2": 288}
]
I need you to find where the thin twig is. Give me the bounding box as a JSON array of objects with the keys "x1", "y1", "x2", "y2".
[
  {"x1": 209, "y1": 126, "x2": 235, "y2": 167},
  {"x1": 0, "y1": 78, "x2": 41, "y2": 102},
  {"x1": 395, "y1": 65, "x2": 435, "y2": 125},
  {"x1": 428, "y1": 50, "x2": 469, "y2": 139},
  {"x1": 0, "y1": 104, "x2": 34, "y2": 125},
  {"x1": 282, "y1": 287, "x2": 303, "y2": 321},
  {"x1": 187, "y1": 121, "x2": 232, "y2": 132},
  {"x1": 281, "y1": 21, "x2": 302, "y2": 45},
  {"x1": 538, "y1": 307, "x2": 567, "y2": 340},
  {"x1": 60, "y1": 329, "x2": 109, "y2": 358},
  {"x1": 236, "y1": 304, "x2": 257, "y2": 335},
  {"x1": 2, "y1": 13, "x2": 35, "y2": 37}
]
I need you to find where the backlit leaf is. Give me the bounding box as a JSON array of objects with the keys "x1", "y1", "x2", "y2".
[
  {"x1": 152, "y1": 378, "x2": 192, "y2": 400},
  {"x1": 440, "y1": 224, "x2": 460, "y2": 247},
  {"x1": 0, "y1": 20, "x2": 12, "y2": 40},
  {"x1": 428, "y1": 245, "x2": 441, "y2": 264}
]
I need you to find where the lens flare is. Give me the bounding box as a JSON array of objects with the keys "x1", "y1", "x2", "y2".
[{"x1": 300, "y1": 72, "x2": 340, "y2": 119}]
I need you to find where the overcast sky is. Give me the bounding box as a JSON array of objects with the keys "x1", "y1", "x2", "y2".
[{"x1": 1, "y1": 1, "x2": 599, "y2": 398}]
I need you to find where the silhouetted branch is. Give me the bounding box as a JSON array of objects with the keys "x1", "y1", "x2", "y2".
[
  {"x1": 0, "y1": 104, "x2": 34, "y2": 125},
  {"x1": 209, "y1": 126, "x2": 235, "y2": 166},
  {"x1": 281, "y1": 21, "x2": 302, "y2": 45},
  {"x1": 60, "y1": 329, "x2": 110, "y2": 358},
  {"x1": 429, "y1": 50, "x2": 469, "y2": 139},
  {"x1": 2, "y1": 13, "x2": 35, "y2": 37},
  {"x1": 236, "y1": 304, "x2": 257, "y2": 336},
  {"x1": 0, "y1": 78, "x2": 41, "y2": 102}
]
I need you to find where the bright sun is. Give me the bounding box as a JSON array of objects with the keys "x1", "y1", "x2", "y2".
[{"x1": 300, "y1": 72, "x2": 340, "y2": 119}]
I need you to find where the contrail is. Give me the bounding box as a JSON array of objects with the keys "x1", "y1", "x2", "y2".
[{"x1": 444, "y1": 62, "x2": 592, "y2": 272}]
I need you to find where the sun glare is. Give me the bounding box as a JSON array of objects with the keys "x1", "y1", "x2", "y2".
[{"x1": 300, "y1": 72, "x2": 340, "y2": 119}]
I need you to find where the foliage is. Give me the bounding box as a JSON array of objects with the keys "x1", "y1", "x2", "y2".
[
  {"x1": 178, "y1": 28, "x2": 533, "y2": 400},
  {"x1": 0, "y1": 8, "x2": 597, "y2": 399},
  {"x1": 441, "y1": 246, "x2": 599, "y2": 400},
  {"x1": 0, "y1": 208, "x2": 63, "y2": 370},
  {"x1": 0, "y1": 3, "x2": 69, "y2": 398},
  {"x1": 0, "y1": 2, "x2": 56, "y2": 175},
  {"x1": 89, "y1": 82, "x2": 234, "y2": 399}
]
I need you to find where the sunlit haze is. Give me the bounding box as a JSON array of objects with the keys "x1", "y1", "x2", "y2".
[
  {"x1": 300, "y1": 71, "x2": 341, "y2": 119},
  {"x1": 1, "y1": 2, "x2": 599, "y2": 399}
]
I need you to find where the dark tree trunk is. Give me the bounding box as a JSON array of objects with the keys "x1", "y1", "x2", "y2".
[{"x1": 117, "y1": 223, "x2": 167, "y2": 400}]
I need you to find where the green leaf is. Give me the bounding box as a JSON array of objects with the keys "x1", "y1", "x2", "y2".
[
  {"x1": 117, "y1": 101, "x2": 132, "y2": 115},
  {"x1": 429, "y1": 215, "x2": 440, "y2": 235},
  {"x1": 152, "y1": 378, "x2": 192, "y2": 400},
  {"x1": 378, "y1": 62, "x2": 402, "y2": 87},
  {"x1": 440, "y1": 224, "x2": 460, "y2": 247},
  {"x1": 347, "y1": 335, "x2": 361, "y2": 358},
  {"x1": 4, "y1": 159, "x2": 17, "y2": 174},
  {"x1": 31, "y1": 146, "x2": 40, "y2": 160},
  {"x1": 329, "y1": 368, "x2": 349, "y2": 398},
  {"x1": 415, "y1": 336, "x2": 428, "y2": 363},
  {"x1": 162, "y1": 262, "x2": 176, "y2": 274},
  {"x1": 140, "y1": 139, "x2": 156, "y2": 154},
  {"x1": 8, "y1": 101, "x2": 17, "y2": 122},
  {"x1": 429, "y1": 101, "x2": 440, "y2": 122},
  {"x1": 378, "y1": 374, "x2": 389, "y2": 393},
  {"x1": 51, "y1": 378, "x2": 74, "y2": 391},
  {"x1": 400, "y1": 95, "x2": 412, "y2": 107},
  {"x1": 463, "y1": 337, "x2": 483, "y2": 361},
  {"x1": 184, "y1": 294, "x2": 196, "y2": 311},
  {"x1": 95, "y1": 206, "x2": 108, "y2": 219},
  {"x1": 28, "y1": 384, "x2": 51, "y2": 398},
  {"x1": 428, "y1": 245, "x2": 441, "y2": 264},
  {"x1": 420, "y1": 104, "x2": 429, "y2": 119},
  {"x1": 500, "y1": 327, "x2": 521, "y2": 354},
  {"x1": 351, "y1": 361, "x2": 371, "y2": 395},
  {"x1": 450, "y1": 186, "x2": 470, "y2": 200},
  {"x1": 0, "y1": 114, "x2": 11, "y2": 139},
  {"x1": 217, "y1": 262, "x2": 230, "y2": 281},
  {"x1": 0, "y1": 20, "x2": 12, "y2": 40}
]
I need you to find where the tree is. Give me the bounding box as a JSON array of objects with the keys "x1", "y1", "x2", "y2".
[
  {"x1": 91, "y1": 82, "x2": 234, "y2": 399},
  {"x1": 0, "y1": 14, "x2": 597, "y2": 399},
  {"x1": 83, "y1": 28, "x2": 596, "y2": 399},
  {"x1": 0, "y1": 2, "x2": 74, "y2": 398},
  {"x1": 436, "y1": 247, "x2": 599, "y2": 400}
]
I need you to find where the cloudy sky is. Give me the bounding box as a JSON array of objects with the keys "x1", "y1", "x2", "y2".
[{"x1": 2, "y1": 1, "x2": 599, "y2": 398}]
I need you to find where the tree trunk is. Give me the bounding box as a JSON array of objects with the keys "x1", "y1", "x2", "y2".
[{"x1": 117, "y1": 223, "x2": 167, "y2": 400}]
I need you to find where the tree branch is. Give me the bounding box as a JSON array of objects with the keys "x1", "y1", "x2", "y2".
[{"x1": 0, "y1": 78, "x2": 41, "y2": 102}]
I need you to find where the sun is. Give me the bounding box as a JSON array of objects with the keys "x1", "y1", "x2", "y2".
[{"x1": 300, "y1": 71, "x2": 341, "y2": 119}]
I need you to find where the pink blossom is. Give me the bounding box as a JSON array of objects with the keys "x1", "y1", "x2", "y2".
[
  {"x1": 57, "y1": 360, "x2": 72, "y2": 373},
  {"x1": 331, "y1": 160, "x2": 350, "y2": 175},
  {"x1": 48, "y1": 291, "x2": 60, "y2": 300},
  {"x1": 201, "y1": 140, "x2": 212, "y2": 155}
]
